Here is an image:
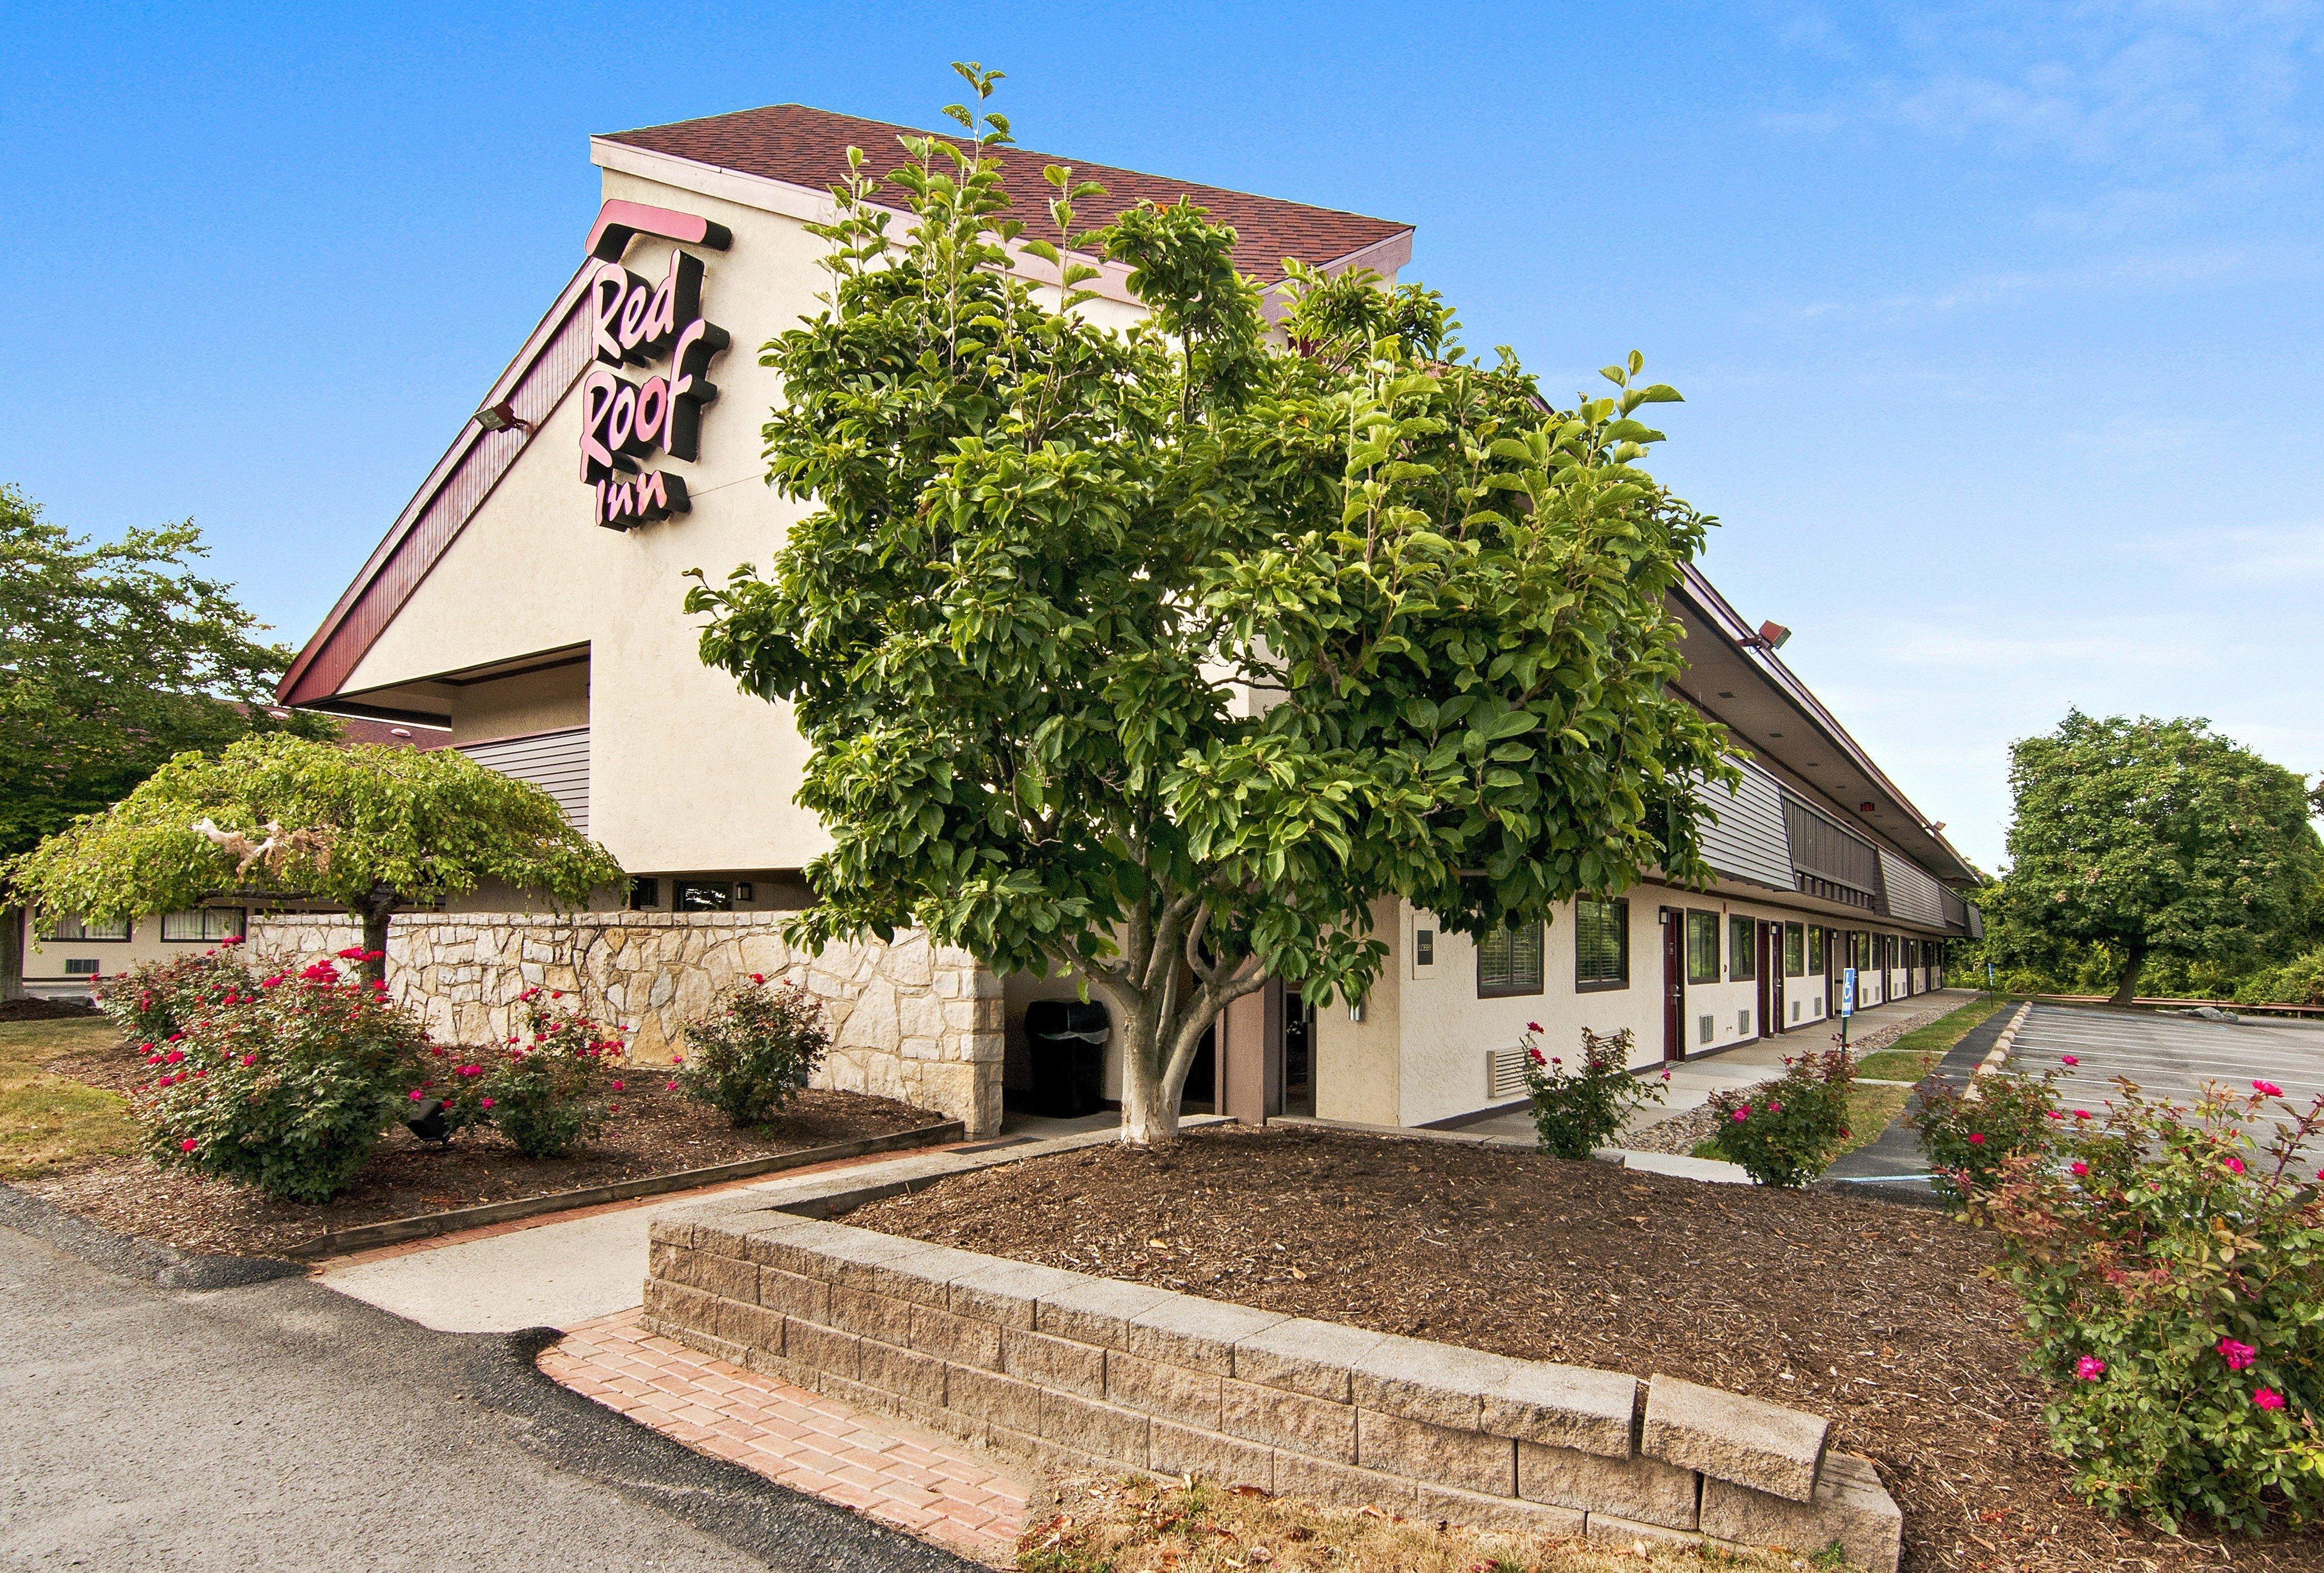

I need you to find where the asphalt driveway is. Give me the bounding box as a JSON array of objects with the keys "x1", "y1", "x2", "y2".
[
  {"x1": 2010, "y1": 1002, "x2": 2324, "y2": 1152},
  {"x1": 0, "y1": 1198, "x2": 977, "y2": 1572}
]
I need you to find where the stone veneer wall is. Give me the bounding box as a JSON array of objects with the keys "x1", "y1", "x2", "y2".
[
  {"x1": 642, "y1": 1206, "x2": 1903, "y2": 1572},
  {"x1": 246, "y1": 913, "x2": 1004, "y2": 1136}
]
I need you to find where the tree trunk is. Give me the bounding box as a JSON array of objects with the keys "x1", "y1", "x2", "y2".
[
  {"x1": 2110, "y1": 942, "x2": 2146, "y2": 1007},
  {"x1": 354, "y1": 898, "x2": 395, "y2": 987},
  {"x1": 0, "y1": 905, "x2": 26, "y2": 1003},
  {"x1": 1074, "y1": 898, "x2": 1269, "y2": 1149}
]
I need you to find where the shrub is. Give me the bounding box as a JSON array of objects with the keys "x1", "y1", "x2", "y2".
[
  {"x1": 1909, "y1": 1062, "x2": 2063, "y2": 1205},
  {"x1": 1522, "y1": 1025, "x2": 1667, "y2": 1159},
  {"x1": 94, "y1": 943, "x2": 258, "y2": 1044},
  {"x1": 1702, "y1": 1047, "x2": 1853, "y2": 1187},
  {"x1": 677, "y1": 973, "x2": 831, "y2": 1126},
  {"x1": 476, "y1": 988, "x2": 622, "y2": 1158},
  {"x1": 135, "y1": 947, "x2": 423, "y2": 1202},
  {"x1": 1974, "y1": 1078, "x2": 2324, "y2": 1531},
  {"x1": 2235, "y1": 949, "x2": 2324, "y2": 1007}
]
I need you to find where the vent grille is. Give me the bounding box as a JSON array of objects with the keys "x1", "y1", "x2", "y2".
[{"x1": 1486, "y1": 1046, "x2": 1530, "y2": 1100}]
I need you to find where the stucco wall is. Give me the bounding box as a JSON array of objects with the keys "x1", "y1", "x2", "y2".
[{"x1": 246, "y1": 912, "x2": 1004, "y2": 1135}]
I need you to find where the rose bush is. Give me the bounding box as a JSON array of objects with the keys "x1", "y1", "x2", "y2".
[
  {"x1": 1909, "y1": 1061, "x2": 2065, "y2": 1205},
  {"x1": 1972, "y1": 1077, "x2": 2324, "y2": 1532},
  {"x1": 1522, "y1": 1025, "x2": 1667, "y2": 1159},
  {"x1": 135, "y1": 948, "x2": 424, "y2": 1202},
  {"x1": 1702, "y1": 1046, "x2": 1853, "y2": 1187},
  {"x1": 473, "y1": 988, "x2": 622, "y2": 1158},
  {"x1": 676, "y1": 973, "x2": 831, "y2": 1127},
  {"x1": 94, "y1": 941, "x2": 257, "y2": 1043}
]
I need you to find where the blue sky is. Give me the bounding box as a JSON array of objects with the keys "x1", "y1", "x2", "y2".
[{"x1": 6, "y1": 2, "x2": 2321, "y2": 873}]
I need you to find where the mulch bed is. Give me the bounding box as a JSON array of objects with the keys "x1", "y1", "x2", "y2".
[
  {"x1": 30, "y1": 1034, "x2": 940, "y2": 1259},
  {"x1": 852, "y1": 1123, "x2": 2321, "y2": 1573}
]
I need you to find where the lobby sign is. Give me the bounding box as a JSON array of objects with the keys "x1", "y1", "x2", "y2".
[{"x1": 577, "y1": 202, "x2": 733, "y2": 531}]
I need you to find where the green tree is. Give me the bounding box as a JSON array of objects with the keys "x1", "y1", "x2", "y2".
[
  {"x1": 685, "y1": 68, "x2": 1733, "y2": 1145},
  {"x1": 0, "y1": 484, "x2": 322, "y2": 998},
  {"x1": 1990, "y1": 711, "x2": 2321, "y2": 1006},
  {"x1": 5, "y1": 733, "x2": 624, "y2": 985}
]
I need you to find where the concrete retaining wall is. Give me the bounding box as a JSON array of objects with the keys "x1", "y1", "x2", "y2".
[
  {"x1": 641, "y1": 1204, "x2": 1901, "y2": 1571},
  {"x1": 247, "y1": 912, "x2": 1004, "y2": 1136}
]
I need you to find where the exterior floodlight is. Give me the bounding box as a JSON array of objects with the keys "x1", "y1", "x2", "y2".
[
  {"x1": 1757, "y1": 621, "x2": 1791, "y2": 650},
  {"x1": 473, "y1": 400, "x2": 536, "y2": 436}
]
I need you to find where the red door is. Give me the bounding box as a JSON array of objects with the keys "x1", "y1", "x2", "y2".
[{"x1": 1661, "y1": 909, "x2": 1685, "y2": 1062}]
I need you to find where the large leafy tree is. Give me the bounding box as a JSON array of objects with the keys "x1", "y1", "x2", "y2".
[
  {"x1": 1990, "y1": 711, "x2": 2321, "y2": 1005},
  {"x1": 687, "y1": 68, "x2": 1734, "y2": 1144},
  {"x1": 0, "y1": 485, "x2": 321, "y2": 998},
  {"x1": 6, "y1": 734, "x2": 624, "y2": 984}
]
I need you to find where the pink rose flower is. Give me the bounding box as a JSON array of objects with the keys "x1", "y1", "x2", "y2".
[
  {"x1": 2254, "y1": 1388, "x2": 2286, "y2": 1411},
  {"x1": 752, "y1": 973, "x2": 766, "y2": 984},
  {"x1": 241, "y1": 1054, "x2": 256, "y2": 1067},
  {"x1": 1732, "y1": 1107, "x2": 1750, "y2": 1122},
  {"x1": 1526, "y1": 1021, "x2": 1541, "y2": 1034},
  {"x1": 409, "y1": 1089, "x2": 426, "y2": 1101},
  {"x1": 180, "y1": 1139, "x2": 198, "y2": 1152},
  {"x1": 611, "y1": 1081, "x2": 625, "y2": 1091},
  {"x1": 2218, "y1": 1338, "x2": 2257, "y2": 1371},
  {"x1": 1526, "y1": 1047, "x2": 1545, "y2": 1066},
  {"x1": 2255, "y1": 1080, "x2": 2285, "y2": 1097},
  {"x1": 480, "y1": 1097, "x2": 495, "y2": 1110},
  {"x1": 2073, "y1": 1110, "x2": 2092, "y2": 1121},
  {"x1": 1967, "y1": 1132, "x2": 1986, "y2": 1146},
  {"x1": 2225, "y1": 1155, "x2": 2246, "y2": 1175},
  {"x1": 2061, "y1": 1055, "x2": 2078, "y2": 1066},
  {"x1": 2070, "y1": 1161, "x2": 2090, "y2": 1177},
  {"x1": 2076, "y1": 1356, "x2": 2105, "y2": 1380},
  {"x1": 665, "y1": 1081, "x2": 678, "y2": 1090},
  {"x1": 164, "y1": 1050, "x2": 184, "y2": 1064}
]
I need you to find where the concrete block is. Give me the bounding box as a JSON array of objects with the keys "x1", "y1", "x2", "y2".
[
  {"x1": 739, "y1": 1216, "x2": 865, "y2": 1279},
  {"x1": 641, "y1": 1275, "x2": 719, "y2": 1336},
  {"x1": 655, "y1": 1244, "x2": 761, "y2": 1306},
  {"x1": 820, "y1": 1372, "x2": 904, "y2": 1422},
  {"x1": 735, "y1": 1344, "x2": 827, "y2": 1395},
  {"x1": 715, "y1": 1297, "x2": 785, "y2": 1354},
  {"x1": 867, "y1": 1240, "x2": 994, "y2": 1309},
  {"x1": 758, "y1": 1267, "x2": 830, "y2": 1323},
  {"x1": 1701, "y1": 1452, "x2": 1901, "y2": 1573},
  {"x1": 1416, "y1": 1483, "x2": 1585, "y2": 1537},
  {"x1": 1355, "y1": 1410, "x2": 1516, "y2": 1497},
  {"x1": 1035, "y1": 1277, "x2": 1176, "y2": 1350},
  {"x1": 783, "y1": 1315, "x2": 861, "y2": 1382},
  {"x1": 946, "y1": 1365, "x2": 1049, "y2": 1436},
  {"x1": 1480, "y1": 1364, "x2": 1638, "y2": 1459},
  {"x1": 647, "y1": 1217, "x2": 696, "y2": 1249},
  {"x1": 856, "y1": 1338, "x2": 949, "y2": 1409},
  {"x1": 825, "y1": 1283, "x2": 913, "y2": 1346},
  {"x1": 1641, "y1": 1375, "x2": 1828, "y2": 1504},
  {"x1": 1584, "y1": 1513, "x2": 1705, "y2": 1550},
  {"x1": 1127, "y1": 1296, "x2": 1290, "y2": 1376},
  {"x1": 1272, "y1": 1451, "x2": 1419, "y2": 1516},
  {"x1": 1519, "y1": 1441, "x2": 1699, "y2": 1530},
  {"x1": 908, "y1": 1303, "x2": 1004, "y2": 1372},
  {"x1": 1230, "y1": 1316, "x2": 1388, "y2": 1402},
  {"x1": 949, "y1": 1258, "x2": 1091, "y2": 1330},
  {"x1": 1219, "y1": 1378, "x2": 1356, "y2": 1463},
  {"x1": 1149, "y1": 1420, "x2": 1275, "y2": 1491},
  {"x1": 1041, "y1": 1389, "x2": 1151, "y2": 1469},
  {"x1": 821, "y1": 1229, "x2": 957, "y2": 1293},
  {"x1": 1105, "y1": 1352, "x2": 1224, "y2": 1431},
  {"x1": 1002, "y1": 1327, "x2": 1107, "y2": 1398},
  {"x1": 1345, "y1": 1334, "x2": 1507, "y2": 1430}
]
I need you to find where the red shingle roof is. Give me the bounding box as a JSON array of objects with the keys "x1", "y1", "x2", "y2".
[{"x1": 599, "y1": 104, "x2": 1410, "y2": 284}]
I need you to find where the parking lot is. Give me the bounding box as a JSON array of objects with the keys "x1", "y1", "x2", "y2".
[{"x1": 2011, "y1": 1002, "x2": 2324, "y2": 1153}]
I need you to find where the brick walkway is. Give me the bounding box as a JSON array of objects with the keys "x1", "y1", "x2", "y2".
[{"x1": 539, "y1": 1309, "x2": 1033, "y2": 1565}]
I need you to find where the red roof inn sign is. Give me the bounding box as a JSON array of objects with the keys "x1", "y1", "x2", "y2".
[{"x1": 579, "y1": 201, "x2": 733, "y2": 530}]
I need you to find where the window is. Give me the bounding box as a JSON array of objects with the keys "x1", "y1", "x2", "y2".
[
  {"x1": 49, "y1": 914, "x2": 129, "y2": 942},
  {"x1": 1728, "y1": 915, "x2": 1756, "y2": 980},
  {"x1": 628, "y1": 877, "x2": 660, "y2": 911},
  {"x1": 1783, "y1": 922, "x2": 1805, "y2": 977},
  {"x1": 1476, "y1": 922, "x2": 1544, "y2": 998},
  {"x1": 1573, "y1": 898, "x2": 1628, "y2": 991},
  {"x1": 1807, "y1": 925, "x2": 1826, "y2": 973},
  {"x1": 674, "y1": 880, "x2": 734, "y2": 912},
  {"x1": 66, "y1": 958, "x2": 102, "y2": 975},
  {"x1": 161, "y1": 907, "x2": 245, "y2": 942},
  {"x1": 1685, "y1": 911, "x2": 1719, "y2": 984}
]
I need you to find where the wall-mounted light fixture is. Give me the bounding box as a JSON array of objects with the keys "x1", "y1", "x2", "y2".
[
  {"x1": 1739, "y1": 619, "x2": 1792, "y2": 652},
  {"x1": 473, "y1": 399, "x2": 537, "y2": 436}
]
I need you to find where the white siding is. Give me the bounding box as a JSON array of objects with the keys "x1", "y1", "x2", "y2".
[{"x1": 462, "y1": 727, "x2": 591, "y2": 835}]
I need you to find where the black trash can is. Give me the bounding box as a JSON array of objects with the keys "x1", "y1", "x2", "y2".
[{"x1": 1023, "y1": 999, "x2": 1110, "y2": 1118}]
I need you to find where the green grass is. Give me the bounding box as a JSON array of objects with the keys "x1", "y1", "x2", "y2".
[
  {"x1": 0, "y1": 1015, "x2": 138, "y2": 1180},
  {"x1": 1853, "y1": 993, "x2": 2010, "y2": 1083}
]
